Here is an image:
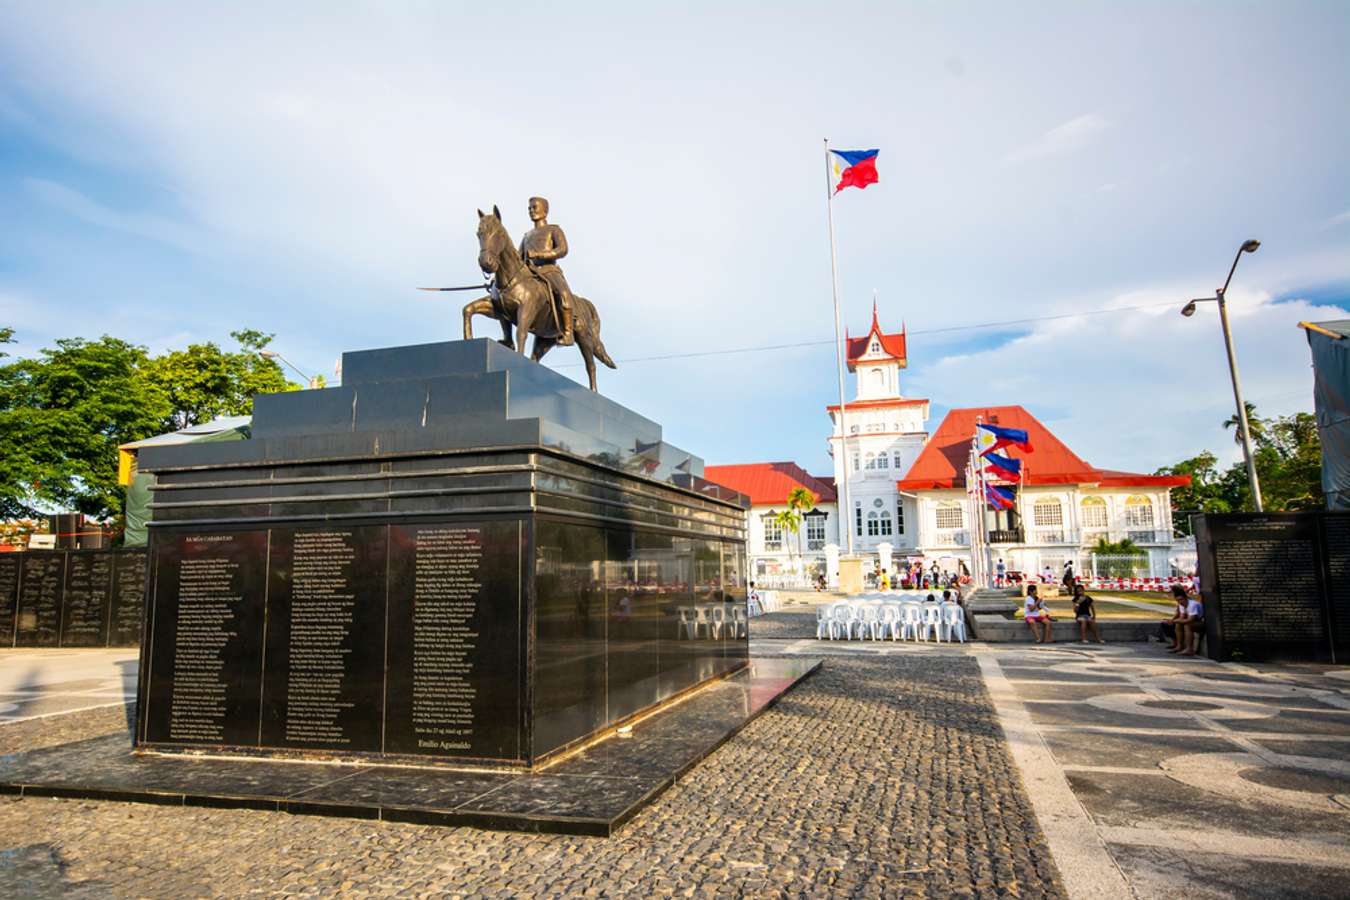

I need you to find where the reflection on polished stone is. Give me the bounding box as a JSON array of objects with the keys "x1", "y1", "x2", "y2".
[{"x1": 0, "y1": 657, "x2": 819, "y2": 836}]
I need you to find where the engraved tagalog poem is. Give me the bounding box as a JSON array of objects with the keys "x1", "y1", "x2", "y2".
[
  {"x1": 149, "y1": 532, "x2": 266, "y2": 746},
  {"x1": 169, "y1": 541, "x2": 242, "y2": 741},
  {"x1": 284, "y1": 531, "x2": 357, "y2": 745},
  {"x1": 412, "y1": 527, "x2": 483, "y2": 750}
]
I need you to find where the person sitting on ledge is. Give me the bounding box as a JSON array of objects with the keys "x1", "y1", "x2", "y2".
[
  {"x1": 1161, "y1": 585, "x2": 1187, "y2": 650},
  {"x1": 1024, "y1": 585, "x2": 1053, "y2": 644},
  {"x1": 1073, "y1": 584, "x2": 1103, "y2": 644},
  {"x1": 1176, "y1": 592, "x2": 1206, "y2": 656}
]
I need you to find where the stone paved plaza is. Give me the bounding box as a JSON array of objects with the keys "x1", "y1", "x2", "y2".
[
  {"x1": 2, "y1": 616, "x2": 1349, "y2": 898},
  {"x1": 0, "y1": 644, "x2": 1062, "y2": 898}
]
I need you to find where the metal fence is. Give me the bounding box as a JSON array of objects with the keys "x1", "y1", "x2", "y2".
[{"x1": 1084, "y1": 553, "x2": 1152, "y2": 579}]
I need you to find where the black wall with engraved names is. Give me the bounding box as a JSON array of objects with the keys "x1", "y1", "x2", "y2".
[{"x1": 1195, "y1": 512, "x2": 1350, "y2": 662}]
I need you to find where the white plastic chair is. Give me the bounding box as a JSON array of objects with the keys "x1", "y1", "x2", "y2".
[
  {"x1": 943, "y1": 604, "x2": 966, "y2": 643},
  {"x1": 732, "y1": 606, "x2": 748, "y2": 639},
  {"x1": 920, "y1": 604, "x2": 942, "y2": 641},
  {"x1": 708, "y1": 605, "x2": 729, "y2": 639},
  {"x1": 830, "y1": 604, "x2": 854, "y2": 640},
  {"x1": 694, "y1": 606, "x2": 713, "y2": 639},
  {"x1": 678, "y1": 607, "x2": 698, "y2": 640},
  {"x1": 816, "y1": 605, "x2": 834, "y2": 639},
  {"x1": 858, "y1": 605, "x2": 883, "y2": 641},
  {"x1": 900, "y1": 604, "x2": 923, "y2": 642},
  {"x1": 879, "y1": 604, "x2": 901, "y2": 641}
]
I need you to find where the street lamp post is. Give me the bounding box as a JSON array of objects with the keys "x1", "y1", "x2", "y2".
[
  {"x1": 1180, "y1": 239, "x2": 1264, "y2": 512},
  {"x1": 259, "y1": 350, "x2": 322, "y2": 390}
]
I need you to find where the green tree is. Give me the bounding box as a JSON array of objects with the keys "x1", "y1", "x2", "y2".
[
  {"x1": 0, "y1": 335, "x2": 171, "y2": 519},
  {"x1": 1222, "y1": 401, "x2": 1267, "y2": 448},
  {"x1": 1154, "y1": 450, "x2": 1232, "y2": 535},
  {"x1": 144, "y1": 329, "x2": 294, "y2": 431},
  {"x1": 778, "y1": 486, "x2": 816, "y2": 578}
]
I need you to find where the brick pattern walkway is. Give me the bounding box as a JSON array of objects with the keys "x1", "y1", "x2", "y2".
[{"x1": 0, "y1": 656, "x2": 1063, "y2": 898}]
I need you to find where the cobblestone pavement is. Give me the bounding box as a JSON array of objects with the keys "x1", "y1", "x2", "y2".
[
  {"x1": 748, "y1": 610, "x2": 820, "y2": 640},
  {"x1": 0, "y1": 654, "x2": 1064, "y2": 899}
]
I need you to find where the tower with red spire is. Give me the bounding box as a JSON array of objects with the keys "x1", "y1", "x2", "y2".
[{"x1": 826, "y1": 304, "x2": 930, "y2": 553}]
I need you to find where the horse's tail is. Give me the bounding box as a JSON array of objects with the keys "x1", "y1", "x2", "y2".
[
  {"x1": 594, "y1": 339, "x2": 617, "y2": 369},
  {"x1": 577, "y1": 296, "x2": 617, "y2": 369}
]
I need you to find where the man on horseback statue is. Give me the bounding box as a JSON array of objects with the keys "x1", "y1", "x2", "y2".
[{"x1": 520, "y1": 196, "x2": 574, "y2": 346}]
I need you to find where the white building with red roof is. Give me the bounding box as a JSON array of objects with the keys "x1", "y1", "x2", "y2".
[
  {"x1": 706, "y1": 305, "x2": 1191, "y2": 584},
  {"x1": 702, "y1": 462, "x2": 838, "y2": 582}
]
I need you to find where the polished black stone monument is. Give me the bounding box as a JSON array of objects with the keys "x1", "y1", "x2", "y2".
[{"x1": 134, "y1": 339, "x2": 752, "y2": 768}]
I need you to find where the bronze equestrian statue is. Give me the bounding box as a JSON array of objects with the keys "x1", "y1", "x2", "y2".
[{"x1": 462, "y1": 201, "x2": 617, "y2": 392}]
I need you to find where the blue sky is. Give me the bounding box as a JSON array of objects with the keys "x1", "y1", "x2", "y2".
[{"x1": 2, "y1": 2, "x2": 1348, "y2": 478}]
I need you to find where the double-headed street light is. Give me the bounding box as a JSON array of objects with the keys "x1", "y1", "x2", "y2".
[
  {"x1": 1180, "y1": 239, "x2": 1264, "y2": 512},
  {"x1": 259, "y1": 349, "x2": 323, "y2": 390}
]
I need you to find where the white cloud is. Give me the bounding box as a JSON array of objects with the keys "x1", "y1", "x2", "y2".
[
  {"x1": 906, "y1": 286, "x2": 1344, "y2": 474},
  {"x1": 1003, "y1": 113, "x2": 1110, "y2": 166},
  {"x1": 23, "y1": 178, "x2": 205, "y2": 254},
  {"x1": 1326, "y1": 209, "x2": 1350, "y2": 228}
]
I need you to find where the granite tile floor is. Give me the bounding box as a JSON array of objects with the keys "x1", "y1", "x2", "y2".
[
  {"x1": 754, "y1": 608, "x2": 1350, "y2": 899},
  {"x1": 0, "y1": 646, "x2": 1064, "y2": 898}
]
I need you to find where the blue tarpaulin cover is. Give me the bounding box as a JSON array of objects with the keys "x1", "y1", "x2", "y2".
[{"x1": 1306, "y1": 320, "x2": 1350, "y2": 511}]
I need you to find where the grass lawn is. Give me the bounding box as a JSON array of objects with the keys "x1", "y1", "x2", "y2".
[{"x1": 998, "y1": 592, "x2": 1172, "y2": 620}]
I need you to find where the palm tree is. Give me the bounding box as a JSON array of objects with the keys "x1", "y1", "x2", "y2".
[
  {"x1": 777, "y1": 487, "x2": 817, "y2": 580},
  {"x1": 1222, "y1": 401, "x2": 1266, "y2": 447}
]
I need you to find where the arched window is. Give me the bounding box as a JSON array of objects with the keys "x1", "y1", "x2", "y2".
[
  {"x1": 1032, "y1": 496, "x2": 1063, "y2": 527},
  {"x1": 935, "y1": 501, "x2": 964, "y2": 530},
  {"x1": 1125, "y1": 495, "x2": 1154, "y2": 528},
  {"x1": 870, "y1": 368, "x2": 885, "y2": 391},
  {"x1": 864, "y1": 451, "x2": 877, "y2": 470},
  {"x1": 876, "y1": 453, "x2": 889, "y2": 469},
  {"x1": 866, "y1": 510, "x2": 893, "y2": 536},
  {"x1": 1080, "y1": 496, "x2": 1108, "y2": 529},
  {"x1": 870, "y1": 339, "x2": 881, "y2": 354}
]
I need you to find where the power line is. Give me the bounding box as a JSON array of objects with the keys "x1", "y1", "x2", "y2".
[{"x1": 553, "y1": 298, "x2": 1182, "y2": 368}]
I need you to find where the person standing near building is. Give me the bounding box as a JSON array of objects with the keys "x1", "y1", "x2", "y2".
[
  {"x1": 1062, "y1": 561, "x2": 1076, "y2": 594},
  {"x1": 995, "y1": 558, "x2": 1006, "y2": 587}
]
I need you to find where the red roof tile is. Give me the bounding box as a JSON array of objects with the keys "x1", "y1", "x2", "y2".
[
  {"x1": 704, "y1": 462, "x2": 838, "y2": 506},
  {"x1": 845, "y1": 301, "x2": 906, "y2": 370},
  {"x1": 894, "y1": 406, "x2": 1191, "y2": 491}
]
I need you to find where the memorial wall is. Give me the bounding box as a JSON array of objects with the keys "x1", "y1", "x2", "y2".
[
  {"x1": 0, "y1": 549, "x2": 146, "y2": 648},
  {"x1": 1195, "y1": 511, "x2": 1349, "y2": 662},
  {"x1": 133, "y1": 339, "x2": 751, "y2": 769},
  {"x1": 138, "y1": 515, "x2": 747, "y2": 766}
]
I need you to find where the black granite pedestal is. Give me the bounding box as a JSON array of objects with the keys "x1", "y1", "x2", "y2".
[
  {"x1": 0, "y1": 657, "x2": 820, "y2": 835},
  {"x1": 132, "y1": 339, "x2": 754, "y2": 770}
]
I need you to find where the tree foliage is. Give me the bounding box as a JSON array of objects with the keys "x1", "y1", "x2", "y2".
[
  {"x1": 144, "y1": 330, "x2": 293, "y2": 430},
  {"x1": 1159, "y1": 405, "x2": 1324, "y2": 530},
  {"x1": 0, "y1": 328, "x2": 296, "y2": 520}
]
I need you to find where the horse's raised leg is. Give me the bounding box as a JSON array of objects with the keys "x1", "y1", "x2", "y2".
[{"x1": 462, "y1": 296, "x2": 495, "y2": 340}]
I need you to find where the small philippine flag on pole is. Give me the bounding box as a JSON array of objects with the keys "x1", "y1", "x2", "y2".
[{"x1": 830, "y1": 148, "x2": 880, "y2": 193}]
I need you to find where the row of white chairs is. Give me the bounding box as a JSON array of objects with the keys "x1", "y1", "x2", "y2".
[
  {"x1": 677, "y1": 604, "x2": 748, "y2": 640},
  {"x1": 747, "y1": 590, "x2": 781, "y2": 617},
  {"x1": 815, "y1": 600, "x2": 967, "y2": 643}
]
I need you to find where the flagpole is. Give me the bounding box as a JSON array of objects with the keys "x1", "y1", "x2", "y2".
[{"x1": 825, "y1": 138, "x2": 854, "y2": 557}]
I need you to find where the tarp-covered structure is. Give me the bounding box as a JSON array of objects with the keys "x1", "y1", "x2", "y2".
[
  {"x1": 1303, "y1": 320, "x2": 1350, "y2": 511},
  {"x1": 118, "y1": 416, "x2": 251, "y2": 545}
]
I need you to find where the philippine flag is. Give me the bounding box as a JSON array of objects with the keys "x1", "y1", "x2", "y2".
[
  {"x1": 985, "y1": 484, "x2": 1016, "y2": 511},
  {"x1": 831, "y1": 149, "x2": 880, "y2": 193},
  {"x1": 982, "y1": 451, "x2": 1022, "y2": 483}
]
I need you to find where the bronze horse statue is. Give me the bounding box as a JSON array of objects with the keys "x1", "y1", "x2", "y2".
[{"x1": 462, "y1": 206, "x2": 616, "y2": 391}]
